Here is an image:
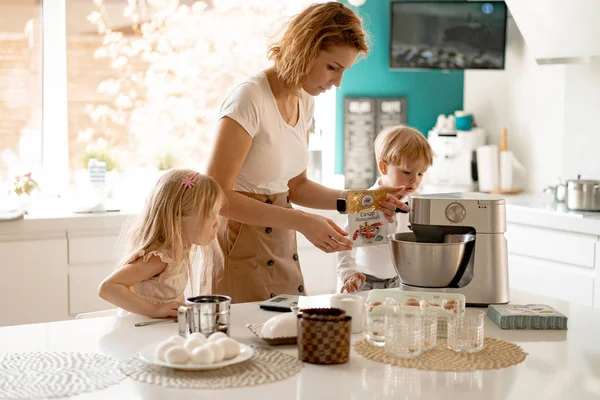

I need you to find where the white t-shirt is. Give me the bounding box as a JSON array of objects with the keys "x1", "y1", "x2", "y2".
[
  {"x1": 219, "y1": 72, "x2": 314, "y2": 194},
  {"x1": 336, "y1": 181, "x2": 411, "y2": 282}
]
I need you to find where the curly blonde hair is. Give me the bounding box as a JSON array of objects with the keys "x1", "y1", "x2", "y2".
[{"x1": 268, "y1": 2, "x2": 369, "y2": 93}]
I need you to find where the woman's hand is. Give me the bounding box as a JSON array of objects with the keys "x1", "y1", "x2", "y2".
[
  {"x1": 341, "y1": 272, "x2": 366, "y2": 293},
  {"x1": 152, "y1": 301, "x2": 184, "y2": 319},
  {"x1": 296, "y1": 211, "x2": 353, "y2": 253},
  {"x1": 375, "y1": 185, "x2": 410, "y2": 222}
]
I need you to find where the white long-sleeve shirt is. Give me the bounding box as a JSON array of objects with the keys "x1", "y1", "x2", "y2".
[{"x1": 336, "y1": 182, "x2": 411, "y2": 283}]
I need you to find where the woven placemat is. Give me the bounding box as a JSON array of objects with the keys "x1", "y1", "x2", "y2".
[
  {"x1": 119, "y1": 345, "x2": 302, "y2": 389},
  {"x1": 355, "y1": 338, "x2": 527, "y2": 372},
  {"x1": 0, "y1": 352, "x2": 125, "y2": 399}
]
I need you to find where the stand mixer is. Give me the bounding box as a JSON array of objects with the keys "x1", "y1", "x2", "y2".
[{"x1": 388, "y1": 193, "x2": 509, "y2": 306}]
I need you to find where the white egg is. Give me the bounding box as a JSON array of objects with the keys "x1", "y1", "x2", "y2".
[
  {"x1": 216, "y1": 337, "x2": 240, "y2": 360},
  {"x1": 168, "y1": 335, "x2": 185, "y2": 345},
  {"x1": 164, "y1": 346, "x2": 190, "y2": 365},
  {"x1": 155, "y1": 340, "x2": 178, "y2": 361},
  {"x1": 184, "y1": 336, "x2": 207, "y2": 352},
  {"x1": 204, "y1": 341, "x2": 225, "y2": 362},
  {"x1": 191, "y1": 345, "x2": 215, "y2": 365},
  {"x1": 207, "y1": 331, "x2": 228, "y2": 342},
  {"x1": 187, "y1": 332, "x2": 207, "y2": 342}
]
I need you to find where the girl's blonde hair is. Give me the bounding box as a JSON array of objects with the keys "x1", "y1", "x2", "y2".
[
  {"x1": 268, "y1": 2, "x2": 369, "y2": 93},
  {"x1": 374, "y1": 125, "x2": 434, "y2": 168},
  {"x1": 119, "y1": 169, "x2": 224, "y2": 289}
]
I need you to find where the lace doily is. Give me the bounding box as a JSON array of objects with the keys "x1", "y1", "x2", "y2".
[{"x1": 0, "y1": 352, "x2": 125, "y2": 399}]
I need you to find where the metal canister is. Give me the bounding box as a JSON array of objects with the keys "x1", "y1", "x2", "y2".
[
  {"x1": 566, "y1": 178, "x2": 600, "y2": 211},
  {"x1": 178, "y1": 295, "x2": 231, "y2": 338}
]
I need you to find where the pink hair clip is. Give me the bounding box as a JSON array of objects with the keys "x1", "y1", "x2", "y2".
[{"x1": 182, "y1": 175, "x2": 196, "y2": 189}]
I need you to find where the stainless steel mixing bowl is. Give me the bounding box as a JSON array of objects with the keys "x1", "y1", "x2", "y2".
[{"x1": 387, "y1": 232, "x2": 475, "y2": 288}]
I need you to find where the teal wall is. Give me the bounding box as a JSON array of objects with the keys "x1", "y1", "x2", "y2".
[{"x1": 335, "y1": 0, "x2": 464, "y2": 174}]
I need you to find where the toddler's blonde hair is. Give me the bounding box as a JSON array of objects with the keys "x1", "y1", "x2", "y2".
[
  {"x1": 268, "y1": 2, "x2": 369, "y2": 94},
  {"x1": 119, "y1": 169, "x2": 224, "y2": 288},
  {"x1": 374, "y1": 125, "x2": 434, "y2": 168}
]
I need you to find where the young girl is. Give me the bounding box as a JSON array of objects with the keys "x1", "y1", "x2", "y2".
[{"x1": 98, "y1": 169, "x2": 224, "y2": 319}]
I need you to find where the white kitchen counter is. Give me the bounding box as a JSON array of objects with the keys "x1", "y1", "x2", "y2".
[
  {"x1": 505, "y1": 194, "x2": 600, "y2": 235},
  {"x1": 1, "y1": 288, "x2": 599, "y2": 400}
]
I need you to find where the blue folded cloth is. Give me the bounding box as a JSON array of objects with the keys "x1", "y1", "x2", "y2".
[{"x1": 487, "y1": 304, "x2": 568, "y2": 330}]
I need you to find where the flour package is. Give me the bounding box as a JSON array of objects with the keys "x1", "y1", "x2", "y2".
[{"x1": 347, "y1": 189, "x2": 389, "y2": 247}]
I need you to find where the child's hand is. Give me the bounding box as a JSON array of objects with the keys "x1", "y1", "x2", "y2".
[
  {"x1": 341, "y1": 273, "x2": 366, "y2": 293},
  {"x1": 152, "y1": 301, "x2": 185, "y2": 319},
  {"x1": 375, "y1": 186, "x2": 409, "y2": 222}
]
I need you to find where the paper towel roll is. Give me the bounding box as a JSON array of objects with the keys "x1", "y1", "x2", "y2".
[
  {"x1": 500, "y1": 151, "x2": 513, "y2": 191},
  {"x1": 476, "y1": 145, "x2": 499, "y2": 192}
]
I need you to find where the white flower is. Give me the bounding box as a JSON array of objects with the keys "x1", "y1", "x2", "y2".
[
  {"x1": 87, "y1": 11, "x2": 102, "y2": 25},
  {"x1": 94, "y1": 47, "x2": 108, "y2": 59},
  {"x1": 115, "y1": 95, "x2": 133, "y2": 109}
]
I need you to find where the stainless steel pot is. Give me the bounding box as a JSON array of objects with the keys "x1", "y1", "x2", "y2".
[{"x1": 566, "y1": 177, "x2": 600, "y2": 211}]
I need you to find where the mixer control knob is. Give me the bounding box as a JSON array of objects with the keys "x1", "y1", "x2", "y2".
[{"x1": 445, "y1": 202, "x2": 466, "y2": 223}]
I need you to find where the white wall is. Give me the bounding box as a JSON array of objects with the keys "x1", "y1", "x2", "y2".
[
  {"x1": 562, "y1": 64, "x2": 600, "y2": 180},
  {"x1": 464, "y1": 16, "x2": 600, "y2": 193}
]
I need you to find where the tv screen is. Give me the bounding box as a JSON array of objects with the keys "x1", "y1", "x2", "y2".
[{"x1": 390, "y1": 1, "x2": 507, "y2": 70}]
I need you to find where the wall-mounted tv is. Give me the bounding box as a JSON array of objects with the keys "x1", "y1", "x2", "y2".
[{"x1": 390, "y1": 1, "x2": 507, "y2": 70}]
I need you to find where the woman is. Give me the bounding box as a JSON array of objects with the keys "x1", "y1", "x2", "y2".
[{"x1": 202, "y1": 2, "x2": 408, "y2": 303}]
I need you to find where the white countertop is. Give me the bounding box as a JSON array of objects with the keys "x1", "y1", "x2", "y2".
[
  {"x1": 505, "y1": 194, "x2": 600, "y2": 235},
  {"x1": 2, "y1": 288, "x2": 599, "y2": 400}
]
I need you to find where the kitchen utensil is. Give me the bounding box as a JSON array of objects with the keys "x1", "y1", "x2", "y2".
[
  {"x1": 543, "y1": 178, "x2": 567, "y2": 202},
  {"x1": 134, "y1": 319, "x2": 177, "y2": 327},
  {"x1": 178, "y1": 295, "x2": 231, "y2": 338},
  {"x1": 390, "y1": 193, "x2": 509, "y2": 306},
  {"x1": 388, "y1": 232, "x2": 475, "y2": 287},
  {"x1": 566, "y1": 175, "x2": 600, "y2": 211},
  {"x1": 297, "y1": 308, "x2": 351, "y2": 364}
]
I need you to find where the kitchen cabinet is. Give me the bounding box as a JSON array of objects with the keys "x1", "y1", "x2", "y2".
[
  {"x1": 506, "y1": 220, "x2": 600, "y2": 308},
  {"x1": 0, "y1": 212, "x2": 129, "y2": 326},
  {"x1": 0, "y1": 236, "x2": 69, "y2": 326},
  {"x1": 67, "y1": 230, "x2": 122, "y2": 316},
  {"x1": 506, "y1": 0, "x2": 600, "y2": 62}
]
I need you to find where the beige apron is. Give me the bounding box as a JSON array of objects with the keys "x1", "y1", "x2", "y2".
[{"x1": 201, "y1": 191, "x2": 306, "y2": 304}]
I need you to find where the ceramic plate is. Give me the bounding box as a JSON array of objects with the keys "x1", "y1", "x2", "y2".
[{"x1": 138, "y1": 342, "x2": 254, "y2": 371}]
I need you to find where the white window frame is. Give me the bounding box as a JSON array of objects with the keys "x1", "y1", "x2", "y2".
[{"x1": 41, "y1": 0, "x2": 69, "y2": 196}]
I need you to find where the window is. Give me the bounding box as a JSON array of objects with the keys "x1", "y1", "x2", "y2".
[
  {"x1": 1, "y1": 0, "x2": 338, "y2": 213},
  {"x1": 0, "y1": 0, "x2": 43, "y2": 198}
]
